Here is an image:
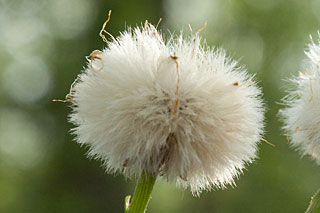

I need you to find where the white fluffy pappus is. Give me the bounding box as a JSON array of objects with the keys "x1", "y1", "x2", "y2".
[
  {"x1": 68, "y1": 22, "x2": 265, "y2": 195},
  {"x1": 281, "y1": 34, "x2": 320, "y2": 165}
]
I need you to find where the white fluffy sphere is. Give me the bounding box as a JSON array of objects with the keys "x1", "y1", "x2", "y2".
[
  {"x1": 281, "y1": 35, "x2": 320, "y2": 165},
  {"x1": 69, "y1": 23, "x2": 265, "y2": 194}
]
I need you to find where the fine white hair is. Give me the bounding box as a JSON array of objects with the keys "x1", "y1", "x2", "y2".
[
  {"x1": 281, "y1": 34, "x2": 320, "y2": 165},
  {"x1": 69, "y1": 22, "x2": 265, "y2": 195}
]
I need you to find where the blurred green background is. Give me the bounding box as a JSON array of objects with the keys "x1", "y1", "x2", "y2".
[{"x1": 1, "y1": 0, "x2": 320, "y2": 212}]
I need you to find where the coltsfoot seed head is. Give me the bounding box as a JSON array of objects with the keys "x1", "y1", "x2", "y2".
[
  {"x1": 69, "y1": 22, "x2": 265, "y2": 195},
  {"x1": 281, "y1": 34, "x2": 320, "y2": 165}
]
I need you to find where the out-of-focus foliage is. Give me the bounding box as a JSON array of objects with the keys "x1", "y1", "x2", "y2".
[{"x1": 0, "y1": 0, "x2": 319, "y2": 212}]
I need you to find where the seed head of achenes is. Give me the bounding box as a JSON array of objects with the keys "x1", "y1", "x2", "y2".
[
  {"x1": 64, "y1": 13, "x2": 265, "y2": 195},
  {"x1": 281, "y1": 34, "x2": 320, "y2": 165}
]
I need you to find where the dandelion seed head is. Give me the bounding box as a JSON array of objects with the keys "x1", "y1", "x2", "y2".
[
  {"x1": 281, "y1": 34, "x2": 320, "y2": 165},
  {"x1": 69, "y1": 23, "x2": 265, "y2": 195}
]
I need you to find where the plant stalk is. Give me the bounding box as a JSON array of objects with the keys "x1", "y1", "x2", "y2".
[
  {"x1": 306, "y1": 189, "x2": 320, "y2": 213},
  {"x1": 125, "y1": 172, "x2": 156, "y2": 213}
]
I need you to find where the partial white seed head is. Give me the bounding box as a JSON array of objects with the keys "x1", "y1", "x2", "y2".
[
  {"x1": 69, "y1": 22, "x2": 265, "y2": 195},
  {"x1": 281, "y1": 33, "x2": 320, "y2": 165}
]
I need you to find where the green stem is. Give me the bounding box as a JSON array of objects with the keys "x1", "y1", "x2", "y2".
[
  {"x1": 306, "y1": 189, "x2": 320, "y2": 213},
  {"x1": 125, "y1": 172, "x2": 157, "y2": 213}
]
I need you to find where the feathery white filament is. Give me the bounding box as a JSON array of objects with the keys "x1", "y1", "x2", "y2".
[
  {"x1": 69, "y1": 22, "x2": 265, "y2": 195},
  {"x1": 281, "y1": 34, "x2": 320, "y2": 165}
]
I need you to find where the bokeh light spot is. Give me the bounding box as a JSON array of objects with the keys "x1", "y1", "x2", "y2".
[
  {"x1": 2, "y1": 56, "x2": 52, "y2": 104},
  {"x1": 0, "y1": 109, "x2": 46, "y2": 169},
  {"x1": 47, "y1": 0, "x2": 96, "y2": 39}
]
